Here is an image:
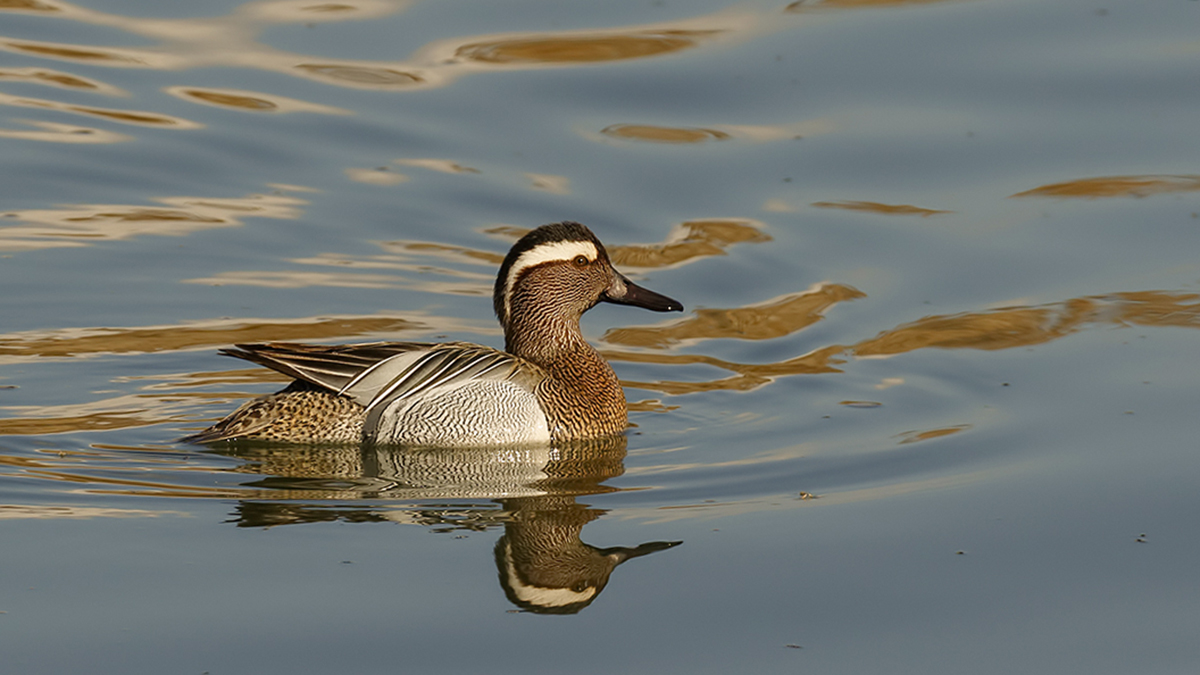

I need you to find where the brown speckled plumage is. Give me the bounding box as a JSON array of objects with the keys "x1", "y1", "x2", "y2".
[
  {"x1": 186, "y1": 381, "x2": 365, "y2": 443},
  {"x1": 182, "y1": 222, "x2": 682, "y2": 446}
]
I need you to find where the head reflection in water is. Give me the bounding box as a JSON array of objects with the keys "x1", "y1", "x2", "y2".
[
  {"x1": 485, "y1": 435, "x2": 681, "y2": 614},
  {"x1": 494, "y1": 496, "x2": 680, "y2": 614}
]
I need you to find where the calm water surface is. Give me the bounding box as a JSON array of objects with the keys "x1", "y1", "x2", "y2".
[{"x1": 3, "y1": 0, "x2": 1200, "y2": 673}]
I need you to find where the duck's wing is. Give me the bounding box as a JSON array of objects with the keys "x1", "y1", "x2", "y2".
[
  {"x1": 221, "y1": 341, "x2": 442, "y2": 394},
  {"x1": 353, "y1": 344, "x2": 545, "y2": 439},
  {"x1": 223, "y1": 341, "x2": 535, "y2": 412}
]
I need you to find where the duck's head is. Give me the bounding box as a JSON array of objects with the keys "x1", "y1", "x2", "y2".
[{"x1": 493, "y1": 221, "x2": 683, "y2": 329}]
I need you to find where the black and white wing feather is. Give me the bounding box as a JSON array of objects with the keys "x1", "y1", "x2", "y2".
[{"x1": 220, "y1": 342, "x2": 435, "y2": 393}]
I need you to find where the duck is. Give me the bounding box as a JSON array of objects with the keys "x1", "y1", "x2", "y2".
[{"x1": 182, "y1": 221, "x2": 683, "y2": 446}]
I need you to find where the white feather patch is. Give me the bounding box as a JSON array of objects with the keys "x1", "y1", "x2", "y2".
[{"x1": 503, "y1": 240, "x2": 598, "y2": 320}]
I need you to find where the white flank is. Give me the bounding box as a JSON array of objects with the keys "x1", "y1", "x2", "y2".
[{"x1": 503, "y1": 240, "x2": 598, "y2": 320}]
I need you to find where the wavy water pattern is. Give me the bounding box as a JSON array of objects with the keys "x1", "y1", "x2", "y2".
[
  {"x1": 0, "y1": 190, "x2": 308, "y2": 251},
  {"x1": 0, "y1": 0, "x2": 773, "y2": 97},
  {"x1": 0, "y1": 314, "x2": 432, "y2": 362},
  {"x1": 4, "y1": 288, "x2": 1197, "y2": 439},
  {"x1": 186, "y1": 218, "x2": 775, "y2": 290}
]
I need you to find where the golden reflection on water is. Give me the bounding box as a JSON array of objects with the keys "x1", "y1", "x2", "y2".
[
  {"x1": 0, "y1": 314, "x2": 426, "y2": 361},
  {"x1": 0, "y1": 118, "x2": 130, "y2": 143},
  {"x1": 811, "y1": 200, "x2": 953, "y2": 217},
  {"x1": 601, "y1": 124, "x2": 731, "y2": 144},
  {"x1": 0, "y1": 0, "x2": 770, "y2": 96},
  {"x1": 609, "y1": 219, "x2": 771, "y2": 269},
  {"x1": 0, "y1": 91, "x2": 201, "y2": 127},
  {"x1": 0, "y1": 393, "x2": 195, "y2": 434},
  {"x1": 0, "y1": 38, "x2": 155, "y2": 66},
  {"x1": 593, "y1": 120, "x2": 831, "y2": 146},
  {"x1": 454, "y1": 30, "x2": 721, "y2": 65},
  {"x1": 188, "y1": 218, "x2": 774, "y2": 291},
  {"x1": 165, "y1": 87, "x2": 350, "y2": 115},
  {"x1": 1, "y1": 0, "x2": 62, "y2": 12},
  {"x1": 894, "y1": 424, "x2": 972, "y2": 444},
  {"x1": 0, "y1": 66, "x2": 123, "y2": 94},
  {"x1": 617, "y1": 289, "x2": 1200, "y2": 395},
  {"x1": 7, "y1": 288, "x2": 1197, "y2": 441},
  {"x1": 613, "y1": 345, "x2": 850, "y2": 395},
  {"x1": 8, "y1": 178, "x2": 1200, "y2": 437},
  {"x1": 240, "y1": 0, "x2": 408, "y2": 23},
  {"x1": 293, "y1": 63, "x2": 423, "y2": 88},
  {"x1": 1010, "y1": 174, "x2": 1200, "y2": 199},
  {"x1": 839, "y1": 400, "x2": 882, "y2": 408},
  {"x1": 0, "y1": 0, "x2": 797, "y2": 151},
  {"x1": 605, "y1": 283, "x2": 865, "y2": 348},
  {"x1": 857, "y1": 291, "x2": 1200, "y2": 354},
  {"x1": 0, "y1": 190, "x2": 307, "y2": 251}
]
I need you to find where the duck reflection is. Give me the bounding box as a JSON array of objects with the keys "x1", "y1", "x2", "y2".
[
  {"x1": 494, "y1": 493, "x2": 679, "y2": 614},
  {"x1": 214, "y1": 435, "x2": 680, "y2": 614}
]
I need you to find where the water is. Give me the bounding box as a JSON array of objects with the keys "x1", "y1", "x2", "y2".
[{"x1": 3, "y1": 0, "x2": 1200, "y2": 672}]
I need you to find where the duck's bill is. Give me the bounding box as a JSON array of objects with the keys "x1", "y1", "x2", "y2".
[
  {"x1": 603, "y1": 273, "x2": 684, "y2": 312},
  {"x1": 600, "y1": 540, "x2": 683, "y2": 563}
]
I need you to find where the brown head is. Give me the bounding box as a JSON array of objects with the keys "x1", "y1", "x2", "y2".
[{"x1": 493, "y1": 222, "x2": 682, "y2": 354}]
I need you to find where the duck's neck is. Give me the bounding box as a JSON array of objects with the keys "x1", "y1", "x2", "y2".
[
  {"x1": 505, "y1": 312, "x2": 603, "y2": 374},
  {"x1": 504, "y1": 312, "x2": 627, "y2": 440}
]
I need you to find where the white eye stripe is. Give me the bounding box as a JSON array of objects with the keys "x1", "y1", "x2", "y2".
[
  {"x1": 510, "y1": 240, "x2": 598, "y2": 277},
  {"x1": 503, "y1": 240, "x2": 598, "y2": 319}
]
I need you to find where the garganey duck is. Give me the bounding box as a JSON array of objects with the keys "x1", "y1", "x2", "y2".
[{"x1": 183, "y1": 221, "x2": 683, "y2": 445}]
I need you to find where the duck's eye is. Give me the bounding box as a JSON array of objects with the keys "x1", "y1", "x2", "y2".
[{"x1": 572, "y1": 255, "x2": 589, "y2": 267}]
